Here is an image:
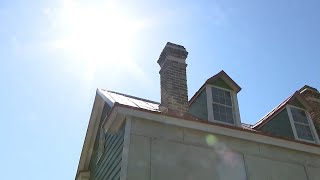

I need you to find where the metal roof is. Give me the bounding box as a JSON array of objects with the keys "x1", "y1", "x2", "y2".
[
  {"x1": 98, "y1": 89, "x2": 257, "y2": 130},
  {"x1": 98, "y1": 89, "x2": 160, "y2": 112}
]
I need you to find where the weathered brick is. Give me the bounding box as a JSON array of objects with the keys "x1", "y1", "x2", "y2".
[
  {"x1": 300, "y1": 86, "x2": 320, "y2": 137},
  {"x1": 158, "y1": 42, "x2": 189, "y2": 113}
]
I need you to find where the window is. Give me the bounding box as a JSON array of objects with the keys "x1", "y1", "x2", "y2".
[
  {"x1": 211, "y1": 87, "x2": 234, "y2": 124},
  {"x1": 289, "y1": 106, "x2": 315, "y2": 142}
]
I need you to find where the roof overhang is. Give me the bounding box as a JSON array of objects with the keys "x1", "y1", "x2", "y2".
[
  {"x1": 75, "y1": 90, "x2": 112, "y2": 178},
  {"x1": 102, "y1": 103, "x2": 320, "y2": 155}
]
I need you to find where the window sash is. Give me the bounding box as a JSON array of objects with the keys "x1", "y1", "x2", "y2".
[
  {"x1": 211, "y1": 87, "x2": 234, "y2": 124},
  {"x1": 289, "y1": 106, "x2": 315, "y2": 142},
  {"x1": 294, "y1": 123, "x2": 314, "y2": 141}
]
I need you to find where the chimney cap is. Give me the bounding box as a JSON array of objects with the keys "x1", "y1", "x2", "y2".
[
  {"x1": 157, "y1": 42, "x2": 188, "y2": 66},
  {"x1": 299, "y1": 85, "x2": 319, "y2": 93}
]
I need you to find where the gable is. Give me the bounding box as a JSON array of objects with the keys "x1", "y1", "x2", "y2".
[
  {"x1": 209, "y1": 77, "x2": 232, "y2": 90},
  {"x1": 76, "y1": 91, "x2": 115, "y2": 178},
  {"x1": 260, "y1": 109, "x2": 295, "y2": 139},
  {"x1": 88, "y1": 102, "x2": 111, "y2": 167},
  {"x1": 205, "y1": 70, "x2": 241, "y2": 93}
]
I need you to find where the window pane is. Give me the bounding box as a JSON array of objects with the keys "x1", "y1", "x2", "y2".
[
  {"x1": 212, "y1": 87, "x2": 218, "y2": 95},
  {"x1": 295, "y1": 123, "x2": 314, "y2": 141},
  {"x1": 212, "y1": 95, "x2": 219, "y2": 103},
  {"x1": 291, "y1": 107, "x2": 308, "y2": 124},
  {"x1": 219, "y1": 96, "x2": 225, "y2": 105},
  {"x1": 220, "y1": 114, "x2": 227, "y2": 122},
  {"x1": 226, "y1": 115, "x2": 234, "y2": 124},
  {"x1": 214, "y1": 112, "x2": 221, "y2": 121},
  {"x1": 212, "y1": 104, "x2": 219, "y2": 112},
  {"x1": 226, "y1": 97, "x2": 232, "y2": 106},
  {"x1": 226, "y1": 107, "x2": 233, "y2": 116},
  {"x1": 218, "y1": 89, "x2": 224, "y2": 96},
  {"x1": 225, "y1": 91, "x2": 231, "y2": 98},
  {"x1": 212, "y1": 104, "x2": 234, "y2": 124},
  {"x1": 212, "y1": 87, "x2": 232, "y2": 107}
]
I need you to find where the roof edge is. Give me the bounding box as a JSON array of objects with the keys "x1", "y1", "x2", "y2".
[{"x1": 103, "y1": 103, "x2": 320, "y2": 154}]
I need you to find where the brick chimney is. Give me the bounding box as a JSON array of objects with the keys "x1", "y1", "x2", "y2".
[
  {"x1": 157, "y1": 42, "x2": 189, "y2": 113},
  {"x1": 300, "y1": 85, "x2": 320, "y2": 136}
]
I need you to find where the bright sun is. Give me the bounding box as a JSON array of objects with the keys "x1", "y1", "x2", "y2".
[{"x1": 52, "y1": 0, "x2": 145, "y2": 81}]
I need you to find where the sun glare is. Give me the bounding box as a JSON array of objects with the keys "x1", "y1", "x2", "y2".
[{"x1": 53, "y1": 0, "x2": 144, "y2": 81}]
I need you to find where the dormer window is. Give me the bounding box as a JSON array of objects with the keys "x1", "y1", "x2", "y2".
[
  {"x1": 188, "y1": 70, "x2": 242, "y2": 127},
  {"x1": 211, "y1": 87, "x2": 234, "y2": 124},
  {"x1": 287, "y1": 105, "x2": 318, "y2": 143},
  {"x1": 206, "y1": 85, "x2": 241, "y2": 127}
]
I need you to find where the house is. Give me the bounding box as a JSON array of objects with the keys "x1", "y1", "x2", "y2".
[{"x1": 75, "y1": 42, "x2": 320, "y2": 180}]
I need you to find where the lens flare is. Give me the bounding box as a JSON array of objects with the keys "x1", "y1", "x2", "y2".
[{"x1": 206, "y1": 134, "x2": 218, "y2": 146}]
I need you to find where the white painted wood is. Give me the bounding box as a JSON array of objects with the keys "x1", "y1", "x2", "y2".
[
  {"x1": 104, "y1": 106, "x2": 320, "y2": 155},
  {"x1": 287, "y1": 105, "x2": 319, "y2": 144},
  {"x1": 286, "y1": 106, "x2": 299, "y2": 141},
  {"x1": 206, "y1": 85, "x2": 214, "y2": 122},
  {"x1": 120, "y1": 117, "x2": 132, "y2": 180},
  {"x1": 206, "y1": 84, "x2": 241, "y2": 127},
  {"x1": 232, "y1": 91, "x2": 242, "y2": 127}
]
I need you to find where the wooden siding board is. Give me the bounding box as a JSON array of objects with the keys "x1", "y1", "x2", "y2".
[
  {"x1": 260, "y1": 109, "x2": 295, "y2": 139},
  {"x1": 189, "y1": 89, "x2": 208, "y2": 120},
  {"x1": 88, "y1": 117, "x2": 125, "y2": 180},
  {"x1": 104, "y1": 154, "x2": 123, "y2": 179},
  {"x1": 96, "y1": 136, "x2": 124, "y2": 180}
]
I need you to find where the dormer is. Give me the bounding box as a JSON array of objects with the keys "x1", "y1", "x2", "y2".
[
  {"x1": 189, "y1": 70, "x2": 242, "y2": 127},
  {"x1": 254, "y1": 91, "x2": 320, "y2": 144}
]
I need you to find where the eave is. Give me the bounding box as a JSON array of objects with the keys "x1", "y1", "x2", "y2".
[{"x1": 102, "y1": 103, "x2": 320, "y2": 155}]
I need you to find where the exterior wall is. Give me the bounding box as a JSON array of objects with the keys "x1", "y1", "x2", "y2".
[
  {"x1": 89, "y1": 128, "x2": 124, "y2": 180},
  {"x1": 88, "y1": 103, "x2": 124, "y2": 180},
  {"x1": 126, "y1": 117, "x2": 320, "y2": 180},
  {"x1": 260, "y1": 109, "x2": 295, "y2": 139},
  {"x1": 189, "y1": 89, "x2": 208, "y2": 120}
]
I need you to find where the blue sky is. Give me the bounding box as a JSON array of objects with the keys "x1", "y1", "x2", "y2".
[{"x1": 1, "y1": 0, "x2": 319, "y2": 179}]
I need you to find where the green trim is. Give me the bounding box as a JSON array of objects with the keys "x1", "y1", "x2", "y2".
[{"x1": 211, "y1": 78, "x2": 232, "y2": 90}]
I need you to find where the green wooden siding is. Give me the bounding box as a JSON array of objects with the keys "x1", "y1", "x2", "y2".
[
  {"x1": 88, "y1": 102, "x2": 124, "y2": 180},
  {"x1": 260, "y1": 109, "x2": 295, "y2": 139},
  {"x1": 211, "y1": 78, "x2": 232, "y2": 90},
  {"x1": 89, "y1": 128, "x2": 124, "y2": 180},
  {"x1": 189, "y1": 89, "x2": 208, "y2": 120}
]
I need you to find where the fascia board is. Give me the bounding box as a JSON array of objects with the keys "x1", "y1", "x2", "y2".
[{"x1": 76, "y1": 92, "x2": 105, "y2": 175}]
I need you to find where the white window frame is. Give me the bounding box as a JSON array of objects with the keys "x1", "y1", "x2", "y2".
[
  {"x1": 206, "y1": 85, "x2": 241, "y2": 127},
  {"x1": 286, "y1": 105, "x2": 320, "y2": 144}
]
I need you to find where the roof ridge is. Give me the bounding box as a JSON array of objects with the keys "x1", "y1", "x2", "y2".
[{"x1": 106, "y1": 90, "x2": 160, "y2": 105}]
